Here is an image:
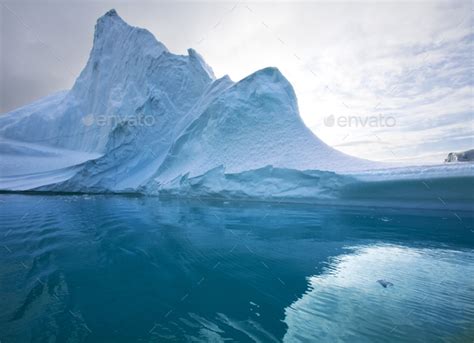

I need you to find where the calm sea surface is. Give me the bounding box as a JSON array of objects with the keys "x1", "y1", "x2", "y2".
[{"x1": 0, "y1": 194, "x2": 473, "y2": 342}]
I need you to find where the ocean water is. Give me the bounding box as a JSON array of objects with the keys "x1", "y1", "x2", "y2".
[{"x1": 0, "y1": 193, "x2": 473, "y2": 342}]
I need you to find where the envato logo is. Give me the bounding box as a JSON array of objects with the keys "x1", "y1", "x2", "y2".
[
  {"x1": 323, "y1": 114, "x2": 396, "y2": 128},
  {"x1": 81, "y1": 113, "x2": 156, "y2": 127}
]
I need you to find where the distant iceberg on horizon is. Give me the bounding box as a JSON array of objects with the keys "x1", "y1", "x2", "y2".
[
  {"x1": 1, "y1": 9, "x2": 473, "y2": 210},
  {"x1": 445, "y1": 149, "x2": 474, "y2": 163}
]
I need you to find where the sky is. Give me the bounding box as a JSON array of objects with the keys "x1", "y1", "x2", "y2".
[{"x1": 1, "y1": 0, "x2": 472, "y2": 163}]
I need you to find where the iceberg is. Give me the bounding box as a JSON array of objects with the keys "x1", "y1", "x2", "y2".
[
  {"x1": 445, "y1": 149, "x2": 474, "y2": 163},
  {"x1": 1, "y1": 10, "x2": 473, "y2": 210}
]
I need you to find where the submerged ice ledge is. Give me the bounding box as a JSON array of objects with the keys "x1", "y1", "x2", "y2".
[
  {"x1": 149, "y1": 164, "x2": 474, "y2": 211},
  {"x1": 24, "y1": 164, "x2": 472, "y2": 211}
]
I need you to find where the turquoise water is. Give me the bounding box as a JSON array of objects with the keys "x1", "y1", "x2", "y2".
[{"x1": 0, "y1": 194, "x2": 473, "y2": 342}]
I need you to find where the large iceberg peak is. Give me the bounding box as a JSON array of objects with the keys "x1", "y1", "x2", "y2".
[
  {"x1": 248, "y1": 66, "x2": 284, "y2": 79},
  {"x1": 226, "y1": 66, "x2": 299, "y2": 117},
  {"x1": 70, "y1": 9, "x2": 170, "y2": 109},
  {"x1": 104, "y1": 8, "x2": 118, "y2": 17},
  {"x1": 243, "y1": 67, "x2": 287, "y2": 83},
  {"x1": 94, "y1": 9, "x2": 127, "y2": 42},
  {"x1": 92, "y1": 9, "x2": 168, "y2": 59},
  {"x1": 98, "y1": 8, "x2": 123, "y2": 23},
  {"x1": 238, "y1": 67, "x2": 296, "y2": 100},
  {"x1": 0, "y1": 9, "x2": 382, "y2": 196}
]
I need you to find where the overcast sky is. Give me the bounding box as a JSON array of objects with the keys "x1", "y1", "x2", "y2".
[{"x1": 1, "y1": 0, "x2": 472, "y2": 162}]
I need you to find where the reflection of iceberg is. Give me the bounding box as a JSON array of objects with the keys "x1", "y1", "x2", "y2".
[
  {"x1": 1, "y1": 194, "x2": 473, "y2": 341},
  {"x1": 283, "y1": 245, "x2": 474, "y2": 342},
  {"x1": 149, "y1": 312, "x2": 279, "y2": 342}
]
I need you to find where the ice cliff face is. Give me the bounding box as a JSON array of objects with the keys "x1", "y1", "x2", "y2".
[
  {"x1": 1, "y1": 10, "x2": 472, "y2": 210},
  {"x1": 1, "y1": 9, "x2": 214, "y2": 153}
]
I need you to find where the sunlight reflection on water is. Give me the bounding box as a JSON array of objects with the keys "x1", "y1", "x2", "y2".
[{"x1": 0, "y1": 194, "x2": 473, "y2": 342}]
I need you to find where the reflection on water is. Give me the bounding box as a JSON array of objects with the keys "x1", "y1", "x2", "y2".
[
  {"x1": 284, "y1": 246, "x2": 474, "y2": 342},
  {"x1": 0, "y1": 194, "x2": 473, "y2": 342}
]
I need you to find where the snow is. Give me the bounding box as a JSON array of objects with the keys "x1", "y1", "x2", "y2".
[
  {"x1": 147, "y1": 164, "x2": 474, "y2": 210},
  {"x1": 0, "y1": 9, "x2": 472, "y2": 210},
  {"x1": 0, "y1": 138, "x2": 101, "y2": 190},
  {"x1": 151, "y1": 66, "x2": 377, "y2": 186},
  {"x1": 151, "y1": 166, "x2": 354, "y2": 201}
]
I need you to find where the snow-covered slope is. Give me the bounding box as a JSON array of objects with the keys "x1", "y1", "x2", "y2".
[
  {"x1": 150, "y1": 66, "x2": 375, "y2": 186},
  {"x1": 1, "y1": 10, "x2": 472, "y2": 210}
]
